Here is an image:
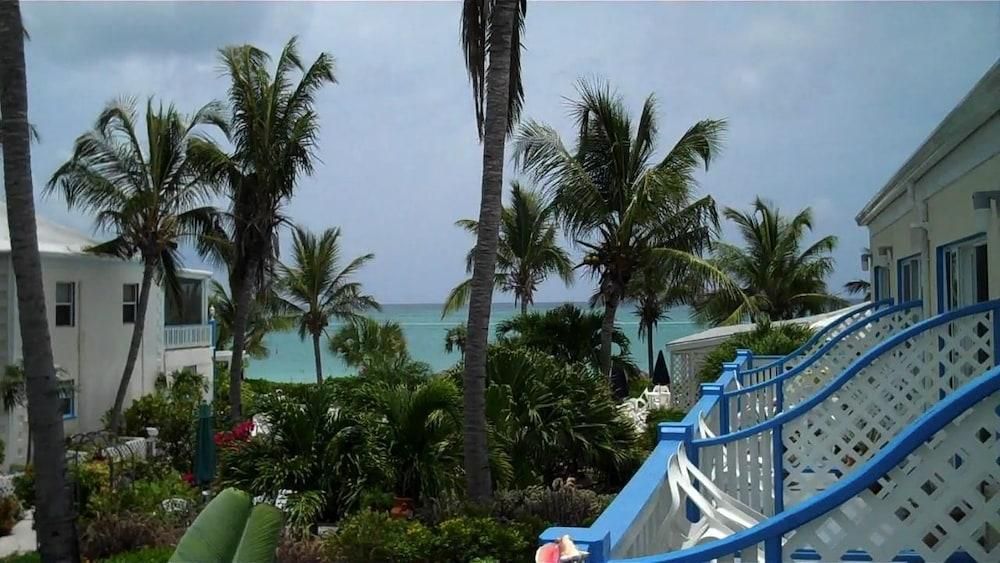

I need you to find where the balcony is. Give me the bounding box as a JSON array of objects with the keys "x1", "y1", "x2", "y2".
[{"x1": 164, "y1": 324, "x2": 212, "y2": 349}]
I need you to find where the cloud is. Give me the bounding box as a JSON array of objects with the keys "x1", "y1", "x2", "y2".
[{"x1": 18, "y1": 1, "x2": 1000, "y2": 304}]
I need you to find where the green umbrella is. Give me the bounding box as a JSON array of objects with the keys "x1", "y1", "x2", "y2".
[{"x1": 193, "y1": 403, "x2": 216, "y2": 487}]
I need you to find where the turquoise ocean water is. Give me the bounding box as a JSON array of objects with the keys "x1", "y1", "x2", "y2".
[{"x1": 247, "y1": 302, "x2": 702, "y2": 383}]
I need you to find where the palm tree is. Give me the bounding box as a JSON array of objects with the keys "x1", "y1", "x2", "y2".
[
  {"x1": 192, "y1": 38, "x2": 335, "y2": 420},
  {"x1": 459, "y1": 0, "x2": 527, "y2": 502},
  {"x1": 278, "y1": 225, "x2": 379, "y2": 383},
  {"x1": 443, "y1": 181, "x2": 572, "y2": 317},
  {"x1": 209, "y1": 280, "x2": 292, "y2": 360},
  {"x1": 629, "y1": 264, "x2": 698, "y2": 375},
  {"x1": 47, "y1": 98, "x2": 226, "y2": 434},
  {"x1": 0, "y1": 2, "x2": 79, "y2": 558},
  {"x1": 514, "y1": 79, "x2": 737, "y2": 376},
  {"x1": 329, "y1": 318, "x2": 408, "y2": 371},
  {"x1": 444, "y1": 324, "x2": 467, "y2": 356},
  {"x1": 844, "y1": 279, "x2": 871, "y2": 300},
  {"x1": 695, "y1": 198, "x2": 845, "y2": 324}
]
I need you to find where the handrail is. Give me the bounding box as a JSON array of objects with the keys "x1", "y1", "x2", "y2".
[
  {"x1": 695, "y1": 299, "x2": 1000, "y2": 447},
  {"x1": 610, "y1": 364, "x2": 1000, "y2": 562},
  {"x1": 739, "y1": 299, "x2": 891, "y2": 378},
  {"x1": 727, "y1": 300, "x2": 922, "y2": 397}
]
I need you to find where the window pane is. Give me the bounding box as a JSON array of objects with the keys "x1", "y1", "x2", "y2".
[
  {"x1": 975, "y1": 245, "x2": 989, "y2": 303},
  {"x1": 56, "y1": 304, "x2": 72, "y2": 327},
  {"x1": 165, "y1": 279, "x2": 203, "y2": 325},
  {"x1": 56, "y1": 282, "x2": 73, "y2": 303},
  {"x1": 123, "y1": 304, "x2": 136, "y2": 324},
  {"x1": 123, "y1": 283, "x2": 138, "y2": 303},
  {"x1": 58, "y1": 382, "x2": 74, "y2": 417}
]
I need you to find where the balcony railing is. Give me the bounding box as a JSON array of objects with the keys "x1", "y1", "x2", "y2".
[{"x1": 165, "y1": 324, "x2": 212, "y2": 349}]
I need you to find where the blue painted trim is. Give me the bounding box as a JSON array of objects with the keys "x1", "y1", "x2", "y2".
[
  {"x1": 726, "y1": 301, "x2": 922, "y2": 399},
  {"x1": 935, "y1": 232, "x2": 988, "y2": 314},
  {"x1": 994, "y1": 309, "x2": 1000, "y2": 367},
  {"x1": 772, "y1": 423, "x2": 783, "y2": 514},
  {"x1": 873, "y1": 266, "x2": 884, "y2": 301},
  {"x1": 608, "y1": 365, "x2": 1000, "y2": 563},
  {"x1": 695, "y1": 299, "x2": 1000, "y2": 448},
  {"x1": 740, "y1": 300, "x2": 890, "y2": 378}
]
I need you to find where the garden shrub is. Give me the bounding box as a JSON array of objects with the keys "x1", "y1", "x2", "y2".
[
  {"x1": 324, "y1": 510, "x2": 435, "y2": 563},
  {"x1": 0, "y1": 495, "x2": 22, "y2": 536},
  {"x1": 79, "y1": 511, "x2": 179, "y2": 561},
  {"x1": 12, "y1": 467, "x2": 33, "y2": 508},
  {"x1": 696, "y1": 322, "x2": 814, "y2": 383},
  {"x1": 431, "y1": 516, "x2": 532, "y2": 563},
  {"x1": 0, "y1": 554, "x2": 40, "y2": 563},
  {"x1": 492, "y1": 485, "x2": 614, "y2": 527},
  {"x1": 100, "y1": 546, "x2": 173, "y2": 563},
  {"x1": 276, "y1": 534, "x2": 328, "y2": 563},
  {"x1": 86, "y1": 471, "x2": 198, "y2": 521}
]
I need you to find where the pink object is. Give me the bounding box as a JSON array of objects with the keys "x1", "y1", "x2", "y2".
[{"x1": 535, "y1": 542, "x2": 560, "y2": 563}]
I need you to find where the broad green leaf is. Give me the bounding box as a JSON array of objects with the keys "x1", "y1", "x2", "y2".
[{"x1": 232, "y1": 504, "x2": 284, "y2": 563}]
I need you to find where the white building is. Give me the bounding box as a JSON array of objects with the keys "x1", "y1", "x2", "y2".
[
  {"x1": 856, "y1": 61, "x2": 999, "y2": 314},
  {"x1": 0, "y1": 204, "x2": 217, "y2": 468}
]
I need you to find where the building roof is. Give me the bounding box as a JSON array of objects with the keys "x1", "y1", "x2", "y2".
[
  {"x1": 667, "y1": 302, "x2": 868, "y2": 352},
  {"x1": 856, "y1": 60, "x2": 1000, "y2": 226},
  {"x1": 0, "y1": 202, "x2": 97, "y2": 255}
]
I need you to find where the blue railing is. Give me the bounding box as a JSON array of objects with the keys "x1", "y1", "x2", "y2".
[
  {"x1": 542, "y1": 300, "x2": 999, "y2": 562},
  {"x1": 723, "y1": 300, "x2": 923, "y2": 431},
  {"x1": 610, "y1": 364, "x2": 1000, "y2": 562},
  {"x1": 738, "y1": 300, "x2": 892, "y2": 386}
]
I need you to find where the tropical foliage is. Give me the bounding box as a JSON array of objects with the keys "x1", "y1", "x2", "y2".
[
  {"x1": 329, "y1": 318, "x2": 409, "y2": 371},
  {"x1": 169, "y1": 488, "x2": 283, "y2": 563},
  {"x1": 443, "y1": 181, "x2": 572, "y2": 316},
  {"x1": 495, "y1": 304, "x2": 638, "y2": 378},
  {"x1": 514, "y1": 79, "x2": 736, "y2": 375},
  {"x1": 192, "y1": 37, "x2": 336, "y2": 421},
  {"x1": 628, "y1": 264, "x2": 700, "y2": 375},
  {"x1": 695, "y1": 322, "x2": 814, "y2": 383},
  {"x1": 694, "y1": 198, "x2": 845, "y2": 324},
  {"x1": 47, "y1": 97, "x2": 226, "y2": 434},
  {"x1": 444, "y1": 324, "x2": 467, "y2": 355},
  {"x1": 209, "y1": 280, "x2": 292, "y2": 360},
  {"x1": 278, "y1": 225, "x2": 380, "y2": 382}
]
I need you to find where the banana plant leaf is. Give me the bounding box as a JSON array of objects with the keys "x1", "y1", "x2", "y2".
[{"x1": 170, "y1": 488, "x2": 283, "y2": 563}]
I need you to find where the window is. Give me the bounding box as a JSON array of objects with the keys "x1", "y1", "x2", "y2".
[
  {"x1": 123, "y1": 283, "x2": 139, "y2": 324},
  {"x1": 873, "y1": 266, "x2": 891, "y2": 301},
  {"x1": 58, "y1": 380, "x2": 75, "y2": 419},
  {"x1": 897, "y1": 255, "x2": 922, "y2": 302},
  {"x1": 165, "y1": 278, "x2": 203, "y2": 326},
  {"x1": 940, "y1": 236, "x2": 989, "y2": 312},
  {"x1": 55, "y1": 282, "x2": 75, "y2": 327}
]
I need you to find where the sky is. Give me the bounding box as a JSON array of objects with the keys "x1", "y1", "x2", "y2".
[{"x1": 17, "y1": 1, "x2": 1000, "y2": 305}]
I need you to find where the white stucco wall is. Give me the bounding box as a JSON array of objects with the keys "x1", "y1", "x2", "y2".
[{"x1": 866, "y1": 112, "x2": 1000, "y2": 315}]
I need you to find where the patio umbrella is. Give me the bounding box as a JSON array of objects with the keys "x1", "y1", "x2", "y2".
[
  {"x1": 193, "y1": 403, "x2": 216, "y2": 487},
  {"x1": 652, "y1": 351, "x2": 670, "y2": 386},
  {"x1": 610, "y1": 365, "x2": 628, "y2": 401}
]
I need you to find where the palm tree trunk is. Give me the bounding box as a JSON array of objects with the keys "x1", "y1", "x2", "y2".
[
  {"x1": 0, "y1": 3, "x2": 80, "y2": 559},
  {"x1": 519, "y1": 298, "x2": 527, "y2": 316},
  {"x1": 312, "y1": 331, "x2": 323, "y2": 384},
  {"x1": 227, "y1": 264, "x2": 256, "y2": 422},
  {"x1": 599, "y1": 293, "x2": 620, "y2": 377},
  {"x1": 646, "y1": 321, "x2": 655, "y2": 376},
  {"x1": 109, "y1": 260, "x2": 155, "y2": 434},
  {"x1": 462, "y1": 0, "x2": 517, "y2": 503}
]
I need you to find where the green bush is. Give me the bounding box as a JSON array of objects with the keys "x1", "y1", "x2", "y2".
[
  {"x1": 431, "y1": 516, "x2": 531, "y2": 563},
  {"x1": 0, "y1": 554, "x2": 40, "y2": 563},
  {"x1": 0, "y1": 495, "x2": 22, "y2": 536},
  {"x1": 100, "y1": 546, "x2": 173, "y2": 563},
  {"x1": 697, "y1": 322, "x2": 814, "y2": 383},
  {"x1": 80, "y1": 511, "x2": 179, "y2": 561},
  {"x1": 325, "y1": 510, "x2": 435, "y2": 563},
  {"x1": 492, "y1": 486, "x2": 614, "y2": 527},
  {"x1": 116, "y1": 369, "x2": 206, "y2": 471},
  {"x1": 86, "y1": 471, "x2": 198, "y2": 520},
  {"x1": 12, "y1": 467, "x2": 33, "y2": 508}
]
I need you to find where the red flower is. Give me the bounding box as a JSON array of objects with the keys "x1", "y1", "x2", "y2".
[{"x1": 182, "y1": 472, "x2": 195, "y2": 486}]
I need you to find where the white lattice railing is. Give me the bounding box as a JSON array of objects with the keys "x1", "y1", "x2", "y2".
[
  {"x1": 164, "y1": 324, "x2": 212, "y2": 349},
  {"x1": 737, "y1": 300, "x2": 891, "y2": 388},
  {"x1": 541, "y1": 301, "x2": 1000, "y2": 563},
  {"x1": 726, "y1": 301, "x2": 923, "y2": 432}
]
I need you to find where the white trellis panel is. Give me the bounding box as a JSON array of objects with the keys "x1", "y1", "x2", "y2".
[{"x1": 784, "y1": 393, "x2": 1000, "y2": 562}]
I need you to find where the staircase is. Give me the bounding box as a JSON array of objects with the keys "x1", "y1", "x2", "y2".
[{"x1": 541, "y1": 300, "x2": 1000, "y2": 563}]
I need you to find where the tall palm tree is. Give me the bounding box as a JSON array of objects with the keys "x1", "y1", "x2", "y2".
[
  {"x1": 459, "y1": 0, "x2": 527, "y2": 501},
  {"x1": 278, "y1": 225, "x2": 380, "y2": 383},
  {"x1": 443, "y1": 181, "x2": 572, "y2": 316},
  {"x1": 47, "y1": 98, "x2": 227, "y2": 434},
  {"x1": 0, "y1": 2, "x2": 79, "y2": 558},
  {"x1": 329, "y1": 317, "x2": 408, "y2": 371},
  {"x1": 192, "y1": 38, "x2": 335, "y2": 420},
  {"x1": 695, "y1": 198, "x2": 845, "y2": 324},
  {"x1": 514, "y1": 79, "x2": 738, "y2": 376}
]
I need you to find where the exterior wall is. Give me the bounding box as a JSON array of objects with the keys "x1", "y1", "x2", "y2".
[
  {"x1": 7, "y1": 254, "x2": 163, "y2": 434},
  {"x1": 866, "y1": 112, "x2": 1000, "y2": 316}
]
